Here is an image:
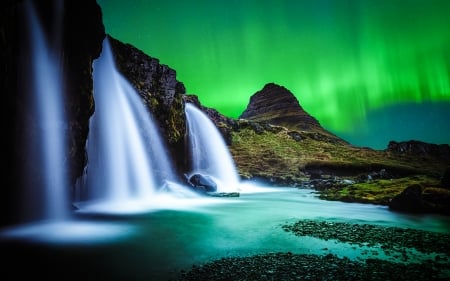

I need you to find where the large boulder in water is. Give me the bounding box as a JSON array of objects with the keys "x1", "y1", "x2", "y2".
[
  {"x1": 187, "y1": 174, "x2": 218, "y2": 193},
  {"x1": 389, "y1": 184, "x2": 424, "y2": 213},
  {"x1": 389, "y1": 184, "x2": 450, "y2": 215}
]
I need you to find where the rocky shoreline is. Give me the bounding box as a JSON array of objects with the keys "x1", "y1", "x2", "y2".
[
  {"x1": 175, "y1": 252, "x2": 446, "y2": 281},
  {"x1": 174, "y1": 220, "x2": 450, "y2": 281}
]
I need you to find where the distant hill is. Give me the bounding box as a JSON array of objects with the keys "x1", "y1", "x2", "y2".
[{"x1": 239, "y1": 83, "x2": 348, "y2": 145}]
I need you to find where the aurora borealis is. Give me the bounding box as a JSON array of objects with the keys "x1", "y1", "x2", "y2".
[{"x1": 97, "y1": 0, "x2": 450, "y2": 149}]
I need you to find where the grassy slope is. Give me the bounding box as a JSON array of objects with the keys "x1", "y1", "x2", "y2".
[{"x1": 229, "y1": 125, "x2": 449, "y2": 205}]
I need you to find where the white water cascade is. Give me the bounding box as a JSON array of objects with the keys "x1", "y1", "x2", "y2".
[
  {"x1": 185, "y1": 103, "x2": 241, "y2": 192},
  {"x1": 21, "y1": 0, "x2": 70, "y2": 223},
  {"x1": 77, "y1": 38, "x2": 180, "y2": 210}
]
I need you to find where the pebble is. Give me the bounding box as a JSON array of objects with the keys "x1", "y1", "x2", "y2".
[{"x1": 174, "y1": 220, "x2": 450, "y2": 281}]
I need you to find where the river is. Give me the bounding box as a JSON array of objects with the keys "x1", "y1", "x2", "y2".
[{"x1": 1, "y1": 184, "x2": 449, "y2": 280}]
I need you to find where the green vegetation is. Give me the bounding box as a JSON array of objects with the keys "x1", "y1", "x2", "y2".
[
  {"x1": 229, "y1": 124, "x2": 449, "y2": 208},
  {"x1": 230, "y1": 126, "x2": 446, "y2": 179},
  {"x1": 319, "y1": 176, "x2": 444, "y2": 205}
]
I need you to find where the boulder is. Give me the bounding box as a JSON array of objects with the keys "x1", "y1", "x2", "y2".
[
  {"x1": 206, "y1": 192, "x2": 240, "y2": 197},
  {"x1": 441, "y1": 166, "x2": 450, "y2": 188},
  {"x1": 388, "y1": 184, "x2": 424, "y2": 213},
  {"x1": 389, "y1": 184, "x2": 450, "y2": 215},
  {"x1": 187, "y1": 174, "x2": 218, "y2": 193}
]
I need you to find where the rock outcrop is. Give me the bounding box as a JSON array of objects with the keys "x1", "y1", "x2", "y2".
[
  {"x1": 389, "y1": 184, "x2": 450, "y2": 215},
  {"x1": 239, "y1": 83, "x2": 347, "y2": 144},
  {"x1": 386, "y1": 140, "x2": 450, "y2": 162}
]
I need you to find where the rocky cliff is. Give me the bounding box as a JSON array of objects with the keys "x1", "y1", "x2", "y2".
[{"x1": 387, "y1": 140, "x2": 450, "y2": 162}]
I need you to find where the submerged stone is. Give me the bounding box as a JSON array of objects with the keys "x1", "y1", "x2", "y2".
[{"x1": 206, "y1": 192, "x2": 240, "y2": 197}]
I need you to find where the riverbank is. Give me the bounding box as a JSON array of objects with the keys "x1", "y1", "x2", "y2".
[
  {"x1": 175, "y1": 219, "x2": 450, "y2": 281},
  {"x1": 176, "y1": 252, "x2": 447, "y2": 281},
  {"x1": 313, "y1": 175, "x2": 450, "y2": 214}
]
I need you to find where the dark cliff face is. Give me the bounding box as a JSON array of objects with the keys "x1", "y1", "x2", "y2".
[
  {"x1": 240, "y1": 83, "x2": 348, "y2": 144},
  {"x1": 62, "y1": 0, "x2": 105, "y2": 185},
  {"x1": 2, "y1": 0, "x2": 104, "y2": 226}
]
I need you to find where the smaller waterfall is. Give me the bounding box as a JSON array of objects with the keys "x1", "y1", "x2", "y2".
[
  {"x1": 77, "y1": 37, "x2": 178, "y2": 209},
  {"x1": 185, "y1": 103, "x2": 241, "y2": 192}
]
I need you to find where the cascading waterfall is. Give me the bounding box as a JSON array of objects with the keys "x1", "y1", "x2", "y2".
[
  {"x1": 185, "y1": 103, "x2": 241, "y2": 192},
  {"x1": 76, "y1": 37, "x2": 182, "y2": 210},
  {"x1": 12, "y1": 0, "x2": 237, "y2": 226},
  {"x1": 1, "y1": 1, "x2": 231, "y2": 244},
  {"x1": 20, "y1": 0, "x2": 70, "y2": 223}
]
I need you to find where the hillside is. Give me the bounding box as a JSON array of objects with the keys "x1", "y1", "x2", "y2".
[{"x1": 192, "y1": 83, "x2": 450, "y2": 215}]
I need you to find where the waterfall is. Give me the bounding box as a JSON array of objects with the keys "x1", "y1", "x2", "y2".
[
  {"x1": 185, "y1": 103, "x2": 240, "y2": 192},
  {"x1": 20, "y1": 0, "x2": 70, "y2": 223},
  {"x1": 77, "y1": 37, "x2": 179, "y2": 209}
]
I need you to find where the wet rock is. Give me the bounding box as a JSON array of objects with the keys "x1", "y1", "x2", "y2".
[
  {"x1": 205, "y1": 192, "x2": 240, "y2": 197},
  {"x1": 187, "y1": 174, "x2": 217, "y2": 193}
]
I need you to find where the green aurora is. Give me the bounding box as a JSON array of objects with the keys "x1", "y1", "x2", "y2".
[{"x1": 97, "y1": 0, "x2": 450, "y2": 149}]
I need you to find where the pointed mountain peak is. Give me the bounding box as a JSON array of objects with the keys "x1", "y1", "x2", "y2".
[
  {"x1": 239, "y1": 83, "x2": 347, "y2": 143},
  {"x1": 240, "y1": 83, "x2": 320, "y2": 130}
]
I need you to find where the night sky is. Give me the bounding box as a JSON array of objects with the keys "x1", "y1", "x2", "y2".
[{"x1": 97, "y1": 0, "x2": 450, "y2": 149}]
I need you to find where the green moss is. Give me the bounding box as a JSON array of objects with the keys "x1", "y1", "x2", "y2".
[
  {"x1": 230, "y1": 126, "x2": 446, "y2": 182},
  {"x1": 166, "y1": 95, "x2": 184, "y2": 144},
  {"x1": 319, "y1": 176, "x2": 441, "y2": 205},
  {"x1": 149, "y1": 96, "x2": 159, "y2": 109},
  {"x1": 229, "y1": 123, "x2": 449, "y2": 210}
]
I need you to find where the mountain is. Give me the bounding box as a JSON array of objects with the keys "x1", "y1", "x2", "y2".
[
  {"x1": 239, "y1": 83, "x2": 348, "y2": 145},
  {"x1": 240, "y1": 83, "x2": 319, "y2": 129},
  {"x1": 227, "y1": 83, "x2": 449, "y2": 214}
]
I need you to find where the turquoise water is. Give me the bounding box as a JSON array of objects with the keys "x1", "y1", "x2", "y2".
[{"x1": 1, "y1": 185, "x2": 449, "y2": 280}]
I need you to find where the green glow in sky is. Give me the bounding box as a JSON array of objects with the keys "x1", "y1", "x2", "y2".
[{"x1": 97, "y1": 0, "x2": 450, "y2": 148}]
